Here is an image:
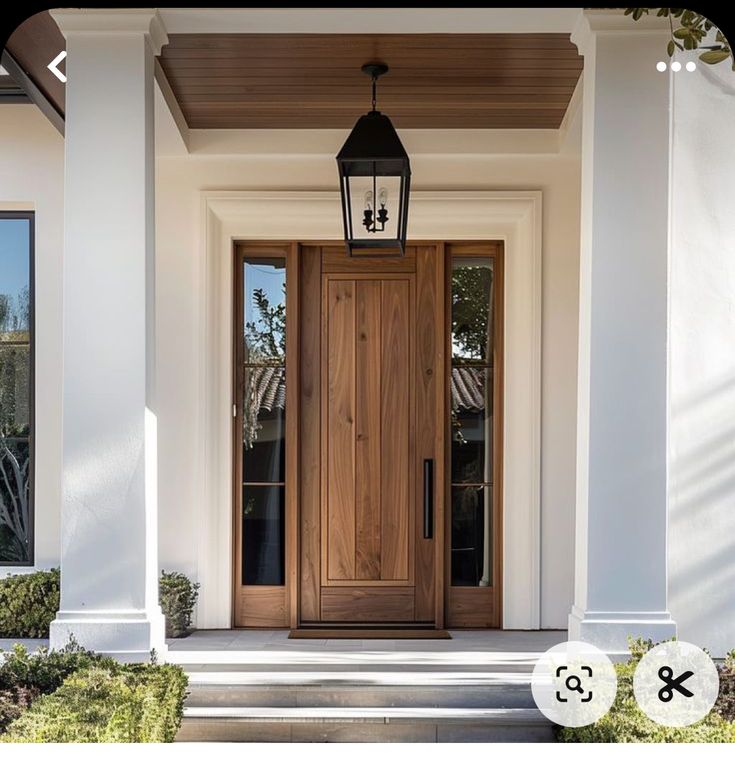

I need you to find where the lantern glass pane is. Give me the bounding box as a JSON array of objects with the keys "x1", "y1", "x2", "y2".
[{"x1": 346, "y1": 174, "x2": 403, "y2": 246}]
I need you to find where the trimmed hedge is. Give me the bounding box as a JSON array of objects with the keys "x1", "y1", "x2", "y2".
[
  {"x1": 1, "y1": 662, "x2": 187, "y2": 743},
  {"x1": 0, "y1": 570, "x2": 59, "y2": 638},
  {"x1": 558, "y1": 640, "x2": 735, "y2": 743}
]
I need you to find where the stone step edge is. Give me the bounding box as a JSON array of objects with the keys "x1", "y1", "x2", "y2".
[{"x1": 183, "y1": 706, "x2": 549, "y2": 725}]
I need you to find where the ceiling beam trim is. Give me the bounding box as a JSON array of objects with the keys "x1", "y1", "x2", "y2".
[{"x1": 184, "y1": 128, "x2": 562, "y2": 157}]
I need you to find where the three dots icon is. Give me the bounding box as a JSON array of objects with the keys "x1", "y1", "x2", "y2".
[{"x1": 657, "y1": 61, "x2": 697, "y2": 72}]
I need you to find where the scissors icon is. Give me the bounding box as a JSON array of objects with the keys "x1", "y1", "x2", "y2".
[{"x1": 657, "y1": 666, "x2": 695, "y2": 702}]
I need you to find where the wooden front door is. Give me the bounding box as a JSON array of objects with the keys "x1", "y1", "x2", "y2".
[
  {"x1": 299, "y1": 245, "x2": 444, "y2": 626},
  {"x1": 234, "y1": 241, "x2": 503, "y2": 629}
]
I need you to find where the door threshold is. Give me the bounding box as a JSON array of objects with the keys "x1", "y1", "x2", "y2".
[{"x1": 288, "y1": 629, "x2": 452, "y2": 640}]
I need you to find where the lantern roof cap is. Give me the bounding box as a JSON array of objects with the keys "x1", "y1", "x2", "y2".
[{"x1": 336, "y1": 110, "x2": 409, "y2": 167}]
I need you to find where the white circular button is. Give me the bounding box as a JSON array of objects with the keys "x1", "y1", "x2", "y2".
[
  {"x1": 656, "y1": 61, "x2": 668, "y2": 72},
  {"x1": 633, "y1": 641, "x2": 719, "y2": 727},
  {"x1": 531, "y1": 641, "x2": 618, "y2": 727}
]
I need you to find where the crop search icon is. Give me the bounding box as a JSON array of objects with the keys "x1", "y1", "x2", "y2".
[{"x1": 555, "y1": 665, "x2": 593, "y2": 703}]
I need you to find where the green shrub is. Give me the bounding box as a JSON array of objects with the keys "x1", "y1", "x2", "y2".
[
  {"x1": 0, "y1": 685, "x2": 37, "y2": 732},
  {"x1": 0, "y1": 640, "x2": 109, "y2": 696},
  {"x1": 0, "y1": 570, "x2": 59, "y2": 638},
  {"x1": 716, "y1": 650, "x2": 735, "y2": 722},
  {"x1": 558, "y1": 639, "x2": 735, "y2": 743},
  {"x1": 1, "y1": 662, "x2": 188, "y2": 743},
  {"x1": 159, "y1": 571, "x2": 200, "y2": 638},
  {"x1": 0, "y1": 640, "x2": 112, "y2": 734}
]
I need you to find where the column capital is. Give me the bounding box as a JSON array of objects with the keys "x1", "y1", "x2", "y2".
[
  {"x1": 571, "y1": 9, "x2": 670, "y2": 57},
  {"x1": 50, "y1": 9, "x2": 168, "y2": 55}
]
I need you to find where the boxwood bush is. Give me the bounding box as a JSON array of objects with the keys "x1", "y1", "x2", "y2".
[
  {"x1": 1, "y1": 663, "x2": 187, "y2": 743},
  {"x1": 0, "y1": 642, "x2": 187, "y2": 743},
  {"x1": 558, "y1": 640, "x2": 735, "y2": 743},
  {"x1": 0, "y1": 641, "x2": 112, "y2": 736},
  {"x1": 159, "y1": 570, "x2": 200, "y2": 638},
  {"x1": 0, "y1": 641, "x2": 106, "y2": 695},
  {"x1": 0, "y1": 570, "x2": 59, "y2": 638}
]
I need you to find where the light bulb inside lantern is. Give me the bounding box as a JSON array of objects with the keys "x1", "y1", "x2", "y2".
[
  {"x1": 364, "y1": 190, "x2": 373, "y2": 210},
  {"x1": 378, "y1": 187, "x2": 388, "y2": 208}
]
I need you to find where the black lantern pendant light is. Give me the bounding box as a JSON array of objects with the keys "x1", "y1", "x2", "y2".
[{"x1": 336, "y1": 63, "x2": 411, "y2": 257}]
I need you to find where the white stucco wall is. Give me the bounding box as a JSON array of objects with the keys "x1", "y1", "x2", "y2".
[
  {"x1": 669, "y1": 56, "x2": 735, "y2": 657},
  {"x1": 0, "y1": 104, "x2": 63, "y2": 573}
]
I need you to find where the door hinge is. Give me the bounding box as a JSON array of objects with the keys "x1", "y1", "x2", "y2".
[{"x1": 232, "y1": 403, "x2": 237, "y2": 418}]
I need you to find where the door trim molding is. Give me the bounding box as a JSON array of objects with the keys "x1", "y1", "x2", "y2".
[{"x1": 198, "y1": 190, "x2": 542, "y2": 630}]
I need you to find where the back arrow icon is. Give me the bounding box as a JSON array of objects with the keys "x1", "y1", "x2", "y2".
[{"x1": 47, "y1": 51, "x2": 67, "y2": 83}]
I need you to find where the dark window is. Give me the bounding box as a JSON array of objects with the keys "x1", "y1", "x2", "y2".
[
  {"x1": 241, "y1": 257, "x2": 286, "y2": 585},
  {"x1": 0, "y1": 212, "x2": 34, "y2": 565}
]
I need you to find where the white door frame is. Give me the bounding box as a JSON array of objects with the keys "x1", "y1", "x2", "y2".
[{"x1": 196, "y1": 190, "x2": 542, "y2": 630}]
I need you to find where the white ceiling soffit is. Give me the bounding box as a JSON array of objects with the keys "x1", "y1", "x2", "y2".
[{"x1": 158, "y1": 8, "x2": 581, "y2": 35}]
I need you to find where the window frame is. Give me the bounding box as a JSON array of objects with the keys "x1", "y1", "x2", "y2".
[{"x1": 0, "y1": 210, "x2": 35, "y2": 567}]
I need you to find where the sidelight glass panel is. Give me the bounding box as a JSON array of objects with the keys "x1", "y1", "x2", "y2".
[
  {"x1": 450, "y1": 486, "x2": 493, "y2": 587},
  {"x1": 0, "y1": 215, "x2": 32, "y2": 565},
  {"x1": 241, "y1": 256, "x2": 287, "y2": 586},
  {"x1": 450, "y1": 256, "x2": 494, "y2": 587},
  {"x1": 241, "y1": 486, "x2": 285, "y2": 585},
  {"x1": 242, "y1": 366, "x2": 285, "y2": 483},
  {"x1": 243, "y1": 258, "x2": 285, "y2": 365}
]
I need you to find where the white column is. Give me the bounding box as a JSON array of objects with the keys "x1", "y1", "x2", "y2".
[
  {"x1": 569, "y1": 10, "x2": 677, "y2": 653},
  {"x1": 48, "y1": 10, "x2": 168, "y2": 660}
]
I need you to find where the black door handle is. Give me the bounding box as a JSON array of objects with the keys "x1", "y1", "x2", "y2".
[{"x1": 423, "y1": 458, "x2": 434, "y2": 539}]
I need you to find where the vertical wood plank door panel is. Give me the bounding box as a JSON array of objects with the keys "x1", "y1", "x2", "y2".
[
  {"x1": 299, "y1": 246, "x2": 321, "y2": 622},
  {"x1": 380, "y1": 280, "x2": 411, "y2": 582},
  {"x1": 355, "y1": 281, "x2": 382, "y2": 580},
  {"x1": 325, "y1": 279, "x2": 356, "y2": 581}
]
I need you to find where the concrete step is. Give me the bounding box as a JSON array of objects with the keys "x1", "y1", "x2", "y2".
[
  {"x1": 177, "y1": 706, "x2": 553, "y2": 743},
  {"x1": 184, "y1": 671, "x2": 535, "y2": 708},
  {"x1": 168, "y1": 649, "x2": 539, "y2": 673}
]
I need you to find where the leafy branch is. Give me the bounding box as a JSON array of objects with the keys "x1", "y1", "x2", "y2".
[
  {"x1": 625, "y1": 9, "x2": 733, "y2": 68},
  {"x1": 244, "y1": 286, "x2": 285, "y2": 363}
]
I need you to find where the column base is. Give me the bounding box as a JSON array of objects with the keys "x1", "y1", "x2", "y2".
[
  {"x1": 568, "y1": 605, "x2": 676, "y2": 658},
  {"x1": 50, "y1": 608, "x2": 168, "y2": 662}
]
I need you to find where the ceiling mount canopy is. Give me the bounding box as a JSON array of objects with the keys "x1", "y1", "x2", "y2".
[{"x1": 336, "y1": 62, "x2": 411, "y2": 257}]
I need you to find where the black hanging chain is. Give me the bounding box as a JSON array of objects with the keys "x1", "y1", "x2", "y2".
[{"x1": 372, "y1": 75, "x2": 377, "y2": 112}]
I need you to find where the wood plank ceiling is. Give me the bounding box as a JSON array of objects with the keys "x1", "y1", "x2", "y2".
[{"x1": 158, "y1": 33, "x2": 583, "y2": 130}]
